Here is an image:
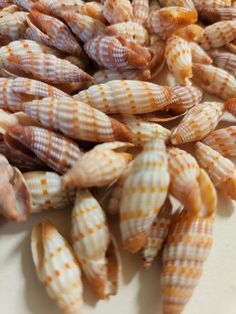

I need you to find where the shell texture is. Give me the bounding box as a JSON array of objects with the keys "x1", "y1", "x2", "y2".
[
  {"x1": 211, "y1": 51, "x2": 236, "y2": 77},
  {"x1": 132, "y1": 0, "x2": 149, "y2": 24},
  {"x1": 224, "y1": 98, "x2": 236, "y2": 117},
  {"x1": 103, "y1": 0, "x2": 134, "y2": 24},
  {"x1": 0, "y1": 11, "x2": 28, "y2": 40},
  {"x1": 189, "y1": 42, "x2": 212, "y2": 64},
  {"x1": 148, "y1": 37, "x2": 166, "y2": 79},
  {"x1": 200, "y1": 7, "x2": 236, "y2": 23}
]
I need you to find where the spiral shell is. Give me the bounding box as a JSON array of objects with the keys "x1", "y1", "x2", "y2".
[
  {"x1": 120, "y1": 138, "x2": 170, "y2": 253},
  {"x1": 0, "y1": 11, "x2": 28, "y2": 40},
  {"x1": 132, "y1": 0, "x2": 149, "y2": 24},
  {"x1": 174, "y1": 24, "x2": 204, "y2": 42},
  {"x1": 103, "y1": 0, "x2": 133, "y2": 24},
  {"x1": 31, "y1": 221, "x2": 83, "y2": 314},
  {"x1": 211, "y1": 51, "x2": 236, "y2": 77},
  {"x1": 171, "y1": 102, "x2": 224, "y2": 144},
  {"x1": 189, "y1": 42, "x2": 212, "y2": 64},
  {"x1": 92, "y1": 69, "x2": 151, "y2": 84}
]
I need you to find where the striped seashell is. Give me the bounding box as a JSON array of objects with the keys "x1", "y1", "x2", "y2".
[
  {"x1": 224, "y1": 98, "x2": 236, "y2": 117},
  {"x1": 200, "y1": 7, "x2": 236, "y2": 23},
  {"x1": 189, "y1": 42, "x2": 212, "y2": 64},
  {"x1": 192, "y1": 63, "x2": 236, "y2": 100},
  {"x1": 21, "y1": 97, "x2": 132, "y2": 143},
  {"x1": 84, "y1": 36, "x2": 151, "y2": 71},
  {"x1": 24, "y1": 171, "x2": 75, "y2": 213},
  {"x1": 71, "y1": 189, "x2": 120, "y2": 299},
  {"x1": 103, "y1": 0, "x2": 133, "y2": 24},
  {"x1": 80, "y1": 1, "x2": 106, "y2": 23},
  {"x1": 161, "y1": 209, "x2": 214, "y2": 314},
  {"x1": 211, "y1": 51, "x2": 236, "y2": 77},
  {"x1": 115, "y1": 115, "x2": 171, "y2": 146},
  {"x1": 143, "y1": 198, "x2": 172, "y2": 269},
  {"x1": 200, "y1": 20, "x2": 236, "y2": 50},
  {"x1": 146, "y1": 7, "x2": 197, "y2": 40},
  {"x1": 195, "y1": 142, "x2": 236, "y2": 199},
  {"x1": 159, "y1": 0, "x2": 195, "y2": 8},
  {"x1": 92, "y1": 69, "x2": 151, "y2": 84},
  {"x1": 171, "y1": 102, "x2": 224, "y2": 145},
  {"x1": 6, "y1": 52, "x2": 92, "y2": 84},
  {"x1": 193, "y1": 0, "x2": 231, "y2": 11},
  {"x1": 62, "y1": 147, "x2": 132, "y2": 188},
  {"x1": 12, "y1": 0, "x2": 33, "y2": 10},
  {"x1": 0, "y1": 11, "x2": 28, "y2": 40},
  {"x1": 106, "y1": 22, "x2": 149, "y2": 46},
  {"x1": 202, "y1": 126, "x2": 236, "y2": 156},
  {"x1": 7, "y1": 125, "x2": 83, "y2": 174},
  {"x1": 132, "y1": 0, "x2": 149, "y2": 24},
  {"x1": 120, "y1": 138, "x2": 170, "y2": 253},
  {"x1": 174, "y1": 24, "x2": 204, "y2": 42},
  {"x1": 31, "y1": 221, "x2": 83, "y2": 314},
  {"x1": 165, "y1": 35, "x2": 193, "y2": 86},
  {"x1": 74, "y1": 80, "x2": 173, "y2": 114}
]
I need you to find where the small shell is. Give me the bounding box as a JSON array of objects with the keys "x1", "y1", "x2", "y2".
[
  {"x1": 171, "y1": 102, "x2": 224, "y2": 144},
  {"x1": 0, "y1": 11, "x2": 28, "y2": 40},
  {"x1": 202, "y1": 126, "x2": 236, "y2": 156},
  {"x1": 21, "y1": 97, "x2": 132, "y2": 143},
  {"x1": 211, "y1": 51, "x2": 236, "y2": 77},
  {"x1": 7, "y1": 125, "x2": 83, "y2": 174},
  {"x1": 146, "y1": 7, "x2": 197, "y2": 40},
  {"x1": 103, "y1": 0, "x2": 133, "y2": 24},
  {"x1": 200, "y1": 20, "x2": 236, "y2": 50},
  {"x1": 106, "y1": 22, "x2": 149, "y2": 46},
  {"x1": 192, "y1": 63, "x2": 236, "y2": 100},
  {"x1": 84, "y1": 36, "x2": 150, "y2": 71},
  {"x1": 71, "y1": 190, "x2": 120, "y2": 299},
  {"x1": 165, "y1": 35, "x2": 192, "y2": 86},
  {"x1": 159, "y1": 0, "x2": 195, "y2": 8},
  {"x1": 174, "y1": 24, "x2": 204, "y2": 42},
  {"x1": 142, "y1": 198, "x2": 172, "y2": 269},
  {"x1": 132, "y1": 0, "x2": 149, "y2": 24},
  {"x1": 120, "y1": 138, "x2": 170, "y2": 253},
  {"x1": 31, "y1": 221, "x2": 83, "y2": 314},
  {"x1": 93, "y1": 69, "x2": 151, "y2": 84},
  {"x1": 200, "y1": 7, "x2": 236, "y2": 23},
  {"x1": 62, "y1": 147, "x2": 132, "y2": 188},
  {"x1": 189, "y1": 42, "x2": 212, "y2": 64},
  {"x1": 224, "y1": 98, "x2": 236, "y2": 117},
  {"x1": 195, "y1": 142, "x2": 236, "y2": 199}
]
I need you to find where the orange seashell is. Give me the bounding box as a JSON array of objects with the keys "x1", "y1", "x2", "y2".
[
  {"x1": 211, "y1": 51, "x2": 236, "y2": 77},
  {"x1": 0, "y1": 11, "x2": 28, "y2": 40},
  {"x1": 103, "y1": 0, "x2": 134, "y2": 24},
  {"x1": 132, "y1": 0, "x2": 149, "y2": 24},
  {"x1": 224, "y1": 97, "x2": 236, "y2": 117},
  {"x1": 189, "y1": 42, "x2": 212, "y2": 64},
  {"x1": 174, "y1": 24, "x2": 204, "y2": 42}
]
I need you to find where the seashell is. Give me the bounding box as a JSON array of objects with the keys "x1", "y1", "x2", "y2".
[
  {"x1": 200, "y1": 7, "x2": 236, "y2": 23},
  {"x1": 211, "y1": 51, "x2": 236, "y2": 77},
  {"x1": 171, "y1": 102, "x2": 224, "y2": 144},
  {"x1": 161, "y1": 209, "x2": 214, "y2": 314},
  {"x1": 132, "y1": 0, "x2": 149, "y2": 24},
  {"x1": 165, "y1": 35, "x2": 192, "y2": 86},
  {"x1": 159, "y1": 0, "x2": 195, "y2": 8},
  {"x1": 62, "y1": 12, "x2": 106, "y2": 43},
  {"x1": 24, "y1": 171, "x2": 75, "y2": 213},
  {"x1": 84, "y1": 36, "x2": 151, "y2": 71},
  {"x1": 71, "y1": 189, "x2": 120, "y2": 299},
  {"x1": 174, "y1": 24, "x2": 204, "y2": 42},
  {"x1": 148, "y1": 37, "x2": 166, "y2": 79},
  {"x1": 195, "y1": 141, "x2": 236, "y2": 199},
  {"x1": 12, "y1": 0, "x2": 33, "y2": 10},
  {"x1": 189, "y1": 42, "x2": 212, "y2": 64},
  {"x1": 80, "y1": 1, "x2": 106, "y2": 23},
  {"x1": 7, "y1": 125, "x2": 83, "y2": 174},
  {"x1": 21, "y1": 97, "x2": 133, "y2": 143},
  {"x1": 202, "y1": 126, "x2": 236, "y2": 156},
  {"x1": 103, "y1": 0, "x2": 133, "y2": 24},
  {"x1": 146, "y1": 7, "x2": 197, "y2": 40},
  {"x1": 106, "y1": 22, "x2": 149, "y2": 46},
  {"x1": 74, "y1": 80, "x2": 173, "y2": 114},
  {"x1": 120, "y1": 138, "x2": 170, "y2": 253},
  {"x1": 6, "y1": 52, "x2": 92, "y2": 84},
  {"x1": 62, "y1": 147, "x2": 132, "y2": 188},
  {"x1": 31, "y1": 221, "x2": 83, "y2": 314},
  {"x1": 200, "y1": 20, "x2": 236, "y2": 50},
  {"x1": 143, "y1": 198, "x2": 173, "y2": 269},
  {"x1": 192, "y1": 63, "x2": 236, "y2": 100},
  {"x1": 224, "y1": 97, "x2": 236, "y2": 117},
  {"x1": 0, "y1": 11, "x2": 28, "y2": 40}
]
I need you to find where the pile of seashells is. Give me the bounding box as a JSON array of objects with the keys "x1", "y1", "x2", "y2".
[{"x1": 1, "y1": 0, "x2": 236, "y2": 313}]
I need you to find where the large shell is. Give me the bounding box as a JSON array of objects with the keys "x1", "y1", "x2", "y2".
[
  {"x1": 62, "y1": 147, "x2": 132, "y2": 188},
  {"x1": 120, "y1": 138, "x2": 170, "y2": 253},
  {"x1": 189, "y1": 42, "x2": 212, "y2": 64},
  {"x1": 7, "y1": 125, "x2": 83, "y2": 174},
  {"x1": 195, "y1": 142, "x2": 236, "y2": 199},
  {"x1": 21, "y1": 97, "x2": 132, "y2": 143},
  {"x1": 31, "y1": 221, "x2": 83, "y2": 314},
  {"x1": 132, "y1": 0, "x2": 149, "y2": 24},
  {"x1": 103, "y1": 0, "x2": 133, "y2": 24},
  {"x1": 71, "y1": 189, "x2": 120, "y2": 299},
  {"x1": 211, "y1": 51, "x2": 236, "y2": 77},
  {"x1": 171, "y1": 102, "x2": 224, "y2": 144},
  {"x1": 200, "y1": 7, "x2": 236, "y2": 23},
  {"x1": 165, "y1": 35, "x2": 192, "y2": 86},
  {"x1": 92, "y1": 69, "x2": 151, "y2": 84},
  {"x1": 0, "y1": 11, "x2": 28, "y2": 40},
  {"x1": 192, "y1": 63, "x2": 236, "y2": 100},
  {"x1": 84, "y1": 36, "x2": 150, "y2": 71},
  {"x1": 174, "y1": 24, "x2": 204, "y2": 42}
]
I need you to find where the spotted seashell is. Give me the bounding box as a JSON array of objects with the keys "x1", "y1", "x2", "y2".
[
  {"x1": 0, "y1": 11, "x2": 28, "y2": 40},
  {"x1": 192, "y1": 63, "x2": 236, "y2": 100},
  {"x1": 193, "y1": 0, "x2": 231, "y2": 11},
  {"x1": 84, "y1": 36, "x2": 150, "y2": 71},
  {"x1": 159, "y1": 0, "x2": 195, "y2": 8},
  {"x1": 106, "y1": 22, "x2": 149, "y2": 46},
  {"x1": 161, "y1": 209, "x2": 214, "y2": 314},
  {"x1": 146, "y1": 7, "x2": 197, "y2": 40},
  {"x1": 143, "y1": 198, "x2": 172, "y2": 269},
  {"x1": 202, "y1": 126, "x2": 236, "y2": 156},
  {"x1": 120, "y1": 138, "x2": 170, "y2": 253},
  {"x1": 174, "y1": 24, "x2": 204, "y2": 42},
  {"x1": 93, "y1": 69, "x2": 151, "y2": 84},
  {"x1": 62, "y1": 147, "x2": 132, "y2": 188},
  {"x1": 8, "y1": 125, "x2": 83, "y2": 174},
  {"x1": 211, "y1": 51, "x2": 236, "y2": 77},
  {"x1": 12, "y1": 0, "x2": 33, "y2": 10},
  {"x1": 200, "y1": 20, "x2": 236, "y2": 50},
  {"x1": 165, "y1": 35, "x2": 192, "y2": 86},
  {"x1": 132, "y1": 0, "x2": 149, "y2": 24},
  {"x1": 62, "y1": 12, "x2": 106, "y2": 43},
  {"x1": 200, "y1": 7, "x2": 236, "y2": 23},
  {"x1": 71, "y1": 189, "x2": 120, "y2": 299},
  {"x1": 224, "y1": 98, "x2": 236, "y2": 117},
  {"x1": 31, "y1": 221, "x2": 83, "y2": 314},
  {"x1": 171, "y1": 102, "x2": 224, "y2": 145},
  {"x1": 80, "y1": 1, "x2": 106, "y2": 23},
  {"x1": 195, "y1": 142, "x2": 236, "y2": 199},
  {"x1": 189, "y1": 42, "x2": 212, "y2": 64},
  {"x1": 103, "y1": 0, "x2": 133, "y2": 24}
]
